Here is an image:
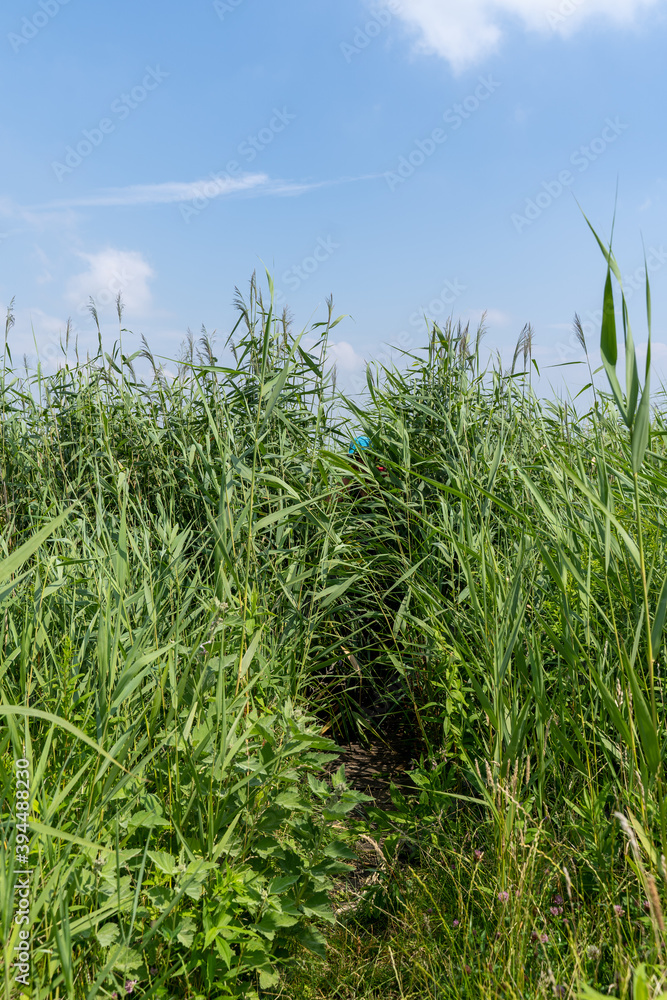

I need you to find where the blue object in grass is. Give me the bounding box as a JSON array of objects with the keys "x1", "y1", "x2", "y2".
[{"x1": 348, "y1": 435, "x2": 370, "y2": 455}]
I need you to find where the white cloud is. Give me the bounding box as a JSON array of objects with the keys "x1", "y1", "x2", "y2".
[
  {"x1": 44, "y1": 174, "x2": 270, "y2": 209},
  {"x1": 389, "y1": 0, "x2": 662, "y2": 72},
  {"x1": 66, "y1": 249, "x2": 155, "y2": 315},
  {"x1": 299, "y1": 335, "x2": 366, "y2": 375},
  {"x1": 464, "y1": 307, "x2": 512, "y2": 327},
  {"x1": 327, "y1": 339, "x2": 366, "y2": 373},
  {"x1": 637, "y1": 339, "x2": 667, "y2": 364},
  {"x1": 30, "y1": 174, "x2": 367, "y2": 211}
]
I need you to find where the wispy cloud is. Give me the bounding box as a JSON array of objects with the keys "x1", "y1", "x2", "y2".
[
  {"x1": 33, "y1": 174, "x2": 271, "y2": 209},
  {"x1": 464, "y1": 307, "x2": 512, "y2": 327},
  {"x1": 389, "y1": 0, "x2": 662, "y2": 72},
  {"x1": 28, "y1": 172, "x2": 378, "y2": 211}
]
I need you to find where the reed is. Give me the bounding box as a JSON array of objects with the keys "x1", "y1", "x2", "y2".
[{"x1": 0, "y1": 229, "x2": 666, "y2": 997}]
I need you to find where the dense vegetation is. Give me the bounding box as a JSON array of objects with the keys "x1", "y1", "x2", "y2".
[{"x1": 2, "y1": 229, "x2": 667, "y2": 999}]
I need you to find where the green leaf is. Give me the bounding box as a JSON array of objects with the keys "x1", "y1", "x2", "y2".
[
  {"x1": 238, "y1": 940, "x2": 272, "y2": 971},
  {"x1": 588, "y1": 663, "x2": 632, "y2": 747},
  {"x1": 622, "y1": 297, "x2": 640, "y2": 426},
  {"x1": 127, "y1": 810, "x2": 170, "y2": 832},
  {"x1": 626, "y1": 654, "x2": 661, "y2": 777},
  {"x1": 577, "y1": 986, "x2": 607, "y2": 1000},
  {"x1": 632, "y1": 374, "x2": 651, "y2": 474},
  {"x1": 599, "y1": 267, "x2": 627, "y2": 425},
  {"x1": 633, "y1": 965, "x2": 649, "y2": 1000},
  {"x1": 306, "y1": 772, "x2": 331, "y2": 798},
  {"x1": 0, "y1": 506, "x2": 73, "y2": 588},
  {"x1": 256, "y1": 910, "x2": 300, "y2": 937},
  {"x1": 322, "y1": 789, "x2": 373, "y2": 820},
  {"x1": 215, "y1": 936, "x2": 234, "y2": 969},
  {"x1": 650, "y1": 569, "x2": 667, "y2": 657},
  {"x1": 148, "y1": 850, "x2": 178, "y2": 876},
  {"x1": 110, "y1": 946, "x2": 142, "y2": 971},
  {"x1": 0, "y1": 569, "x2": 30, "y2": 607},
  {"x1": 259, "y1": 968, "x2": 281, "y2": 989},
  {"x1": 95, "y1": 923, "x2": 120, "y2": 948},
  {"x1": 29, "y1": 820, "x2": 116, "y2": 856},
  {"x1": 314, "y1": 574, "x2": 364, "y2": 608},
  {"x1": 323, "y1": 840, "x2": 357, "y2": 861},
  {"x1": 330, "y1": 763, "x2": 347, "y2": 788},
  {"x1": 297, "y1": 925, "x2": 328, "y2": 960},
  {"x1": 300, "y1": 891, "x2": 335, "y2": 924},
  {"x1": 176, "y1": 919, "x2": 197, "y2": 947},
  {"x1": 310, "y1": 857, "x2": 354, "y2": 879},
  {"x1": 146, "y1": 886, "x2": 172, "y2": 907},
  {"x1": 0, "y1": 707, "x2": 128, "y2": 774},
  {"x1": 632, "y1": 253, "x2": 652, "y2": 473},
  {"x1": 269, "y1": 874, "x2": 300, "y2": 895},
  {"x1": 253, "y1": 837, "x2": 286, "y2": 859},
  {"x1": 237, "y1": 626, "x2": 263, "y2": 682},
  {"x1": 273, "y1": 791, "x2": 310, "y2": 812}
]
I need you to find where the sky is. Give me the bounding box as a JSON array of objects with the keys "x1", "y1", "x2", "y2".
[{"x1": 2, "y1": 0, "x2": 667, "y2": 406}]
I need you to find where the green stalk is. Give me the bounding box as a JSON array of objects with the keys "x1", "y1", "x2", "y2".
[{"x1": 633, "y1": 470, "x2": 657, "y2": 734}]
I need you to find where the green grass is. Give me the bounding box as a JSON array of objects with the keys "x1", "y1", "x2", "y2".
[{"x1": 1, "y1": 225, "x2": 667, "y2": 999}]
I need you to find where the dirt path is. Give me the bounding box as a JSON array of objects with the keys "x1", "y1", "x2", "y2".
[
  {"x1": 326, "y1": 737, "x2": 421, "y2": 811},
  {"x1": 324, "y1": 737, "x2": 424, "y2": 915}
]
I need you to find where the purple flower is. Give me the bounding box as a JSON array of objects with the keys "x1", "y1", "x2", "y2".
[
  {"x1": 125, "y1": 982, "x2": 138, "y2": 996},
  {"x1": 613, "y1": 905, "x2": 624, "y2": 917},
  {"x1": 540, "y1": 933, "x2": 549, "y2": 945},
  {"x1": 474, "y1": 849, "x2": 484, "y2": 861},
  {"x1": 553, "y1": 894, "x2": 563, "y2": 905},
  {"x1": 644, "y1": 900, "x2": 651, "y2": 912},
  {"x1": 150, "y1": 966, "x2": 157, "y2": 975},
  {"x1": 550, "y1": 906, "x2": 563, "y2": 916},
  {"x1": 453, "y1": 919, "x2": 459, "y2": 927},
  {"x1": 498, "y1": 891, "x2": 509, "y2": 903}
]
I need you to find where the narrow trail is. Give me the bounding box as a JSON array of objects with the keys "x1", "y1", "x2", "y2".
[
  {"x1": 324, "y1": 734, "x2": 423, "y2": 915},
  {"x1": 327, "y1": 738, "x2": 419, "y2": 811}
]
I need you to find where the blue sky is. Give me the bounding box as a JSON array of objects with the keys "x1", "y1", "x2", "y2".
[{"x1": 2, "y1": 0, "x2": 667, "y2": 403}]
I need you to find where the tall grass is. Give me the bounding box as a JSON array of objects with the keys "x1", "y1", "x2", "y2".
[{"x1": 1, "y1": 233, "x2": 667, "y2": 998}]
